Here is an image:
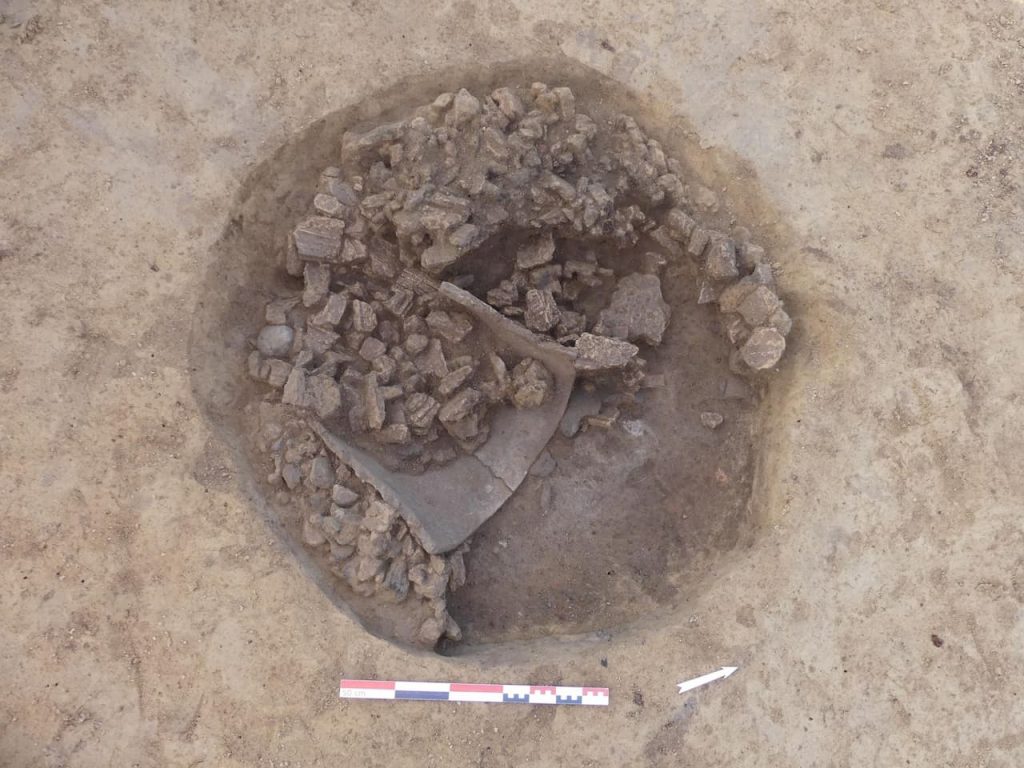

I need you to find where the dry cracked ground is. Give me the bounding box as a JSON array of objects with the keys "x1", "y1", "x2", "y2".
[{"x1": 3, "y1": 0, "x2": 1024, "y2": 766}]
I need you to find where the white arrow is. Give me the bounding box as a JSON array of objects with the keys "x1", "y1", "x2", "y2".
[{"x1": 677, "y1": 666, "x2": 738, "y2": 695}]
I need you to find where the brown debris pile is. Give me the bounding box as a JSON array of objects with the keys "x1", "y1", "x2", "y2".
[{"x1": 246, "y1": 82, "x2": 792, "y2": 647}]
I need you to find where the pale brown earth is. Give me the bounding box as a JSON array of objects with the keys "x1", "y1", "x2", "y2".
[{"x1": 3, "y1": 1, "x2": 1024, "y2": 766}]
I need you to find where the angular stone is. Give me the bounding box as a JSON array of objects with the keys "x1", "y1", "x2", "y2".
[
  {"x1": 486, "y1": 280, "x2": 519, "y2": 308},
  {"x1": 313, "y1": 193, "x2": 347, "y2": 219},
  {"x1": 705, "y1": 238, "x2": 739, "y2": 280},
  {"x1": 769, "y1": 308, "x2": 792, "y2": 337},
  {"x1": 294, "y1": 216, "x2": 345, "y2": 261},
  {"x1": 421, "y1": 242, "x2": 459, "y2": 273},
  {"x1": 256, "y1": 325, "x2": 294, "y2": 358},
  {"x1": 665, "y1": 208, "x2": 696, "y2": 242},
  {"x1": 594, "y1": 273, "x2": 671, "y2": 345},
  {"x1": 302, "y1": 516, "x2": 327, "y2": 547},
  {"x1": 438, "y1": 388, "x2": 481, "y2": 425},
  {"x1": 350, "y1": 300, "x2": 377, "y2": 333},
  {"x1": 308, "y1": 455, "x2": 335, "y2": 489},
  {"x1": 311, "y1": 293, "x2": 348, "y2": 327},
  {"x1": 516, "y1": 232, "x2": 556, "y2": 270},
  {"x1": 265, "y1": 297, "x2": 299, "y2": 325},
  {"x1": 363, "y1": 374, "x2": 386, "y2": 430},
  {"x1": 303, "y1": 324, "x2": 339, "y2": 355},
  {"x1": 384, "y1": 558, "x2": 410, "y2": 601},
  {"x1": 510, "y1": 358, "x2": 553, "y2": 408},
  {"x1": 524, "y1": 289, "x2": 560, "y2": 333},
  {"x1": 736, "y1": 285, "x2": 783, "y2": 327},
  {"x1": 332, "y1": 485, "x2": 360, "y2": 506},
  {"x1": 358, "y1": 336, "x2": 387, "y2": 361},
  {"x1": 437, "y1": 365, "x2": 474, "y2": 397},
  {"x1": 363, "y1": 500, "x2": 397, "y2": 533},
  {"x1": 687, "y1": 227, "x2": 710, "y2": 258},
  {"x1": 412, "y1": 338, "x2": 447, "y2": 380},
  {"x1": 740, "y1": 327, "x2": 786, "y2": 370},
  {"x1": 717, "y1": 280, "x2": 759, "y2": 313},
  {"x1": 266, "y1": 359, "x2": 292, "y2": 389},
  {"x1": 492, "y1": 87, "x2": 525, "y2": 120},
  {"x1": 340, "y1": 238, "x2": 368, "y2": 265},
  {"x1": 302, "y1": 262, "x2": 331, "y2": 307},
  {"x1": 451, "y1": 88, "x2": 481, "y2": 126},
  {"x1": 449, "y1": 223, "x2": 481, "y2": 252},
  {"x1": 406, "y1": 392, "x2": 440, "y2": 430},
  {"x1": 405, "y1": 333, "x2": 429, "y2": 355},
  {"x1": 307, "y1": 374, "x2": 342, "y2": 418},
  {"x1": 574, "y1": 333, "x2": 639, "y2": 372},
  {"x1": 281, "y1": 367, "x2": 308, "y2": 406},
  {"x1": 426, "y1": 310, "x2": 473, "y2": 343},
  {"x1": 383, "y1": 288, "x2": 414, "y2": 317},
  {"x1": 378, "y1": 424, "x2": 411, "y2": 444}
]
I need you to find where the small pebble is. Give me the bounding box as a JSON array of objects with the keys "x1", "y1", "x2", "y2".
[{"x1": 700, "y1": 411, "x2": 724, "y2": 430}]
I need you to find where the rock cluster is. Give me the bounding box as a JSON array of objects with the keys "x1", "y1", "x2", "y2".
[
  {"x1": 257, "y1": 407, "x2": 466, "y2": 645},
  {"x1": 245, "y1": 82, "x2": 793, "y2": 647}
]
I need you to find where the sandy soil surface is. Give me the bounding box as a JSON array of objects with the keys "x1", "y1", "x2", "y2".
[{"x1": 3, "y1": 0, "x2": 1024, "y2": 765}]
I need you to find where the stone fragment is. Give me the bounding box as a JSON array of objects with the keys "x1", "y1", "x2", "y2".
[
  {"x1": 303, "y1": 262, "x2": 331, "y2": 307},
  {"x1": 717, "y1": 280, "x2": 759, "y2": 313},
  {"x1": 256, "y1": 325, "x2": 294, "y2": 358},
  {"x1": 768, "y1": 308, "x2": 792, "y2": 337},
  {"x1": 492, "y1": 87, "x2": 525, "y2": 119},
  {"x1": 516, "y1": 232, "x2": 556, "y2": 270},
  {"x1": 302, "y1": 516, "x2": 327, "y2": 547},
  {"x1": 421, "y1": 242, "x2": 459, "y2": 274},
  {"x1": 313, "y1": 193, "x2": 346, "y2": 219},
  {"x1": 697, "y1": 280, "x2": 717, "y2": 305},
  {"x1": 687, "y1": 227, "x2": 710, "y2": 258},
  {"x1": 281, "y1": 463, "x2": 302, "y2": 490},
  {"x1": 384, "y1": 558, "x2": 410, "y2": 601},
  {"x1": 665, "y1": 208, "x2": 696, "y2": 241},
  {"x1": 704, "y1": 238, "x2": 739, "y2": 280},
  {"x1": 700, "y1": 411, "x2": 724, "y2": 430},
  {"x1": 363, "y1": 500, "x2": 397, "y2": 533},
  {"x1": 486, "y1": 280, "x2": 519, "y2": 308},
  {"x1": 312, "y1": 293, "x2": 348, "y2": 327},
  {"x1": 737, "y1": 242, "x2": 766, "y2": 271},
  {"x1": 358, "y1": 336, "x2": 387, "y2": 361},
  {"x1": 294, "y1": 216, "x2": 345, "y2": 261},
  {"x1": 265, "y1": 297, "x2": 299, "y2": 325},
  {"x1": 437, "y1": 365, "x2": 474, "y2": 397},
  {"x1": 332, "y1": 485, "x2": 360, "y2": 506},
  {"x1": 736, "y1": 285, "x2": 783, "y2": 327},
  {"x1": 574, "y1": 333, "x2": 639, "y2": 373},
  {"x1": 438, "y1": 388, "x2": 481, "y2": 425},
  {"x1": 308, "y1": 455, "x2": 335, "y2": 489},
  {"x1": 383, "y1": 288, "x2": 414, "y2": 317},
  {"x1": 739, "y1": 327, "x2": 786, "y2": 370},
  {"x1": 340, "y1": 238, "x2": 368, "y2": 265},
  {"x1": 594, "y1": 273, "x2": 671, "y2": 345},
  {"x1": 265, "y1": 360, "x2": 292, "y2": 389},
  {"x1": 418, "y1": 616, "x2": 445, "y2": 646},
  {"x1": 451, "y1": 88, "x2": 481, "y2": 126},
  {"x1": 405, "y1": 333, "x2": 429, "y2": 355},
  {"x1": 415, "y1": 339, "x2": 449, "y2": 380},
  {"x1": 303, "y1": 325, "x2": 339, "y2": 355},
  {"x1": 363, "y1": 374, "x2": 386, "y2": 430},
  {"x1": 524, "y1": 289, "x2": 560, "y2": 332},
  {"x1": 281, "y1": 367, "x2": 308, "y2": 406},
  {"x1": 306, "y1": 374, "x2": 342, "y2": 418},
  {"x1": 357, "y1": 555, "x2": 386, "y2": 582},
  {"x1": 350, "y1": 300, "x2": 377, "y2": 333},
  {"x1": 378, "y1": 424, "x2": 411, "y2": 444},
  {"x1": 426, "y1": 310, "x2": 473, "y2": 343},
  {"x1": 510, "y1": 358, "x2": 553, "y2": 408},
  {"x1": 449, "y1": 223, "x2": 481, "y2": 252},
  {"x1": 406, "y1": 392, "x2": 441, "y2": 430}
]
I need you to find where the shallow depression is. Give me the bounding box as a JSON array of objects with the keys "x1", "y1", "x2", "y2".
[{"x1": 189, "y1": 56, "x2": 794, "y2": 653}]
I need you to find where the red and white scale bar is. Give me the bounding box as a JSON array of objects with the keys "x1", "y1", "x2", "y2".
[{"x1": 340, "y1": 679, "x2": 609, "y2": 706}]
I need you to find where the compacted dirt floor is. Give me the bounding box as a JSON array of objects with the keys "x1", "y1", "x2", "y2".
[{"x1": 3, "y1": 1, "x2": 1024, "y2": 766}]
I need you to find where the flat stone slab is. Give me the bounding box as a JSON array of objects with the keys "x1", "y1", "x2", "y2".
[{"x1": 314, "y1": 283, "x2": 576, "y2": 554}]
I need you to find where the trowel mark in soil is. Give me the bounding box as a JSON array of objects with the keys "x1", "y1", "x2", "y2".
[{"x1": 240, "y1": 80, "x2": 791, "y2": 648}]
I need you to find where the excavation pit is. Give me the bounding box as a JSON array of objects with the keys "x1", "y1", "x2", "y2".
[{"x1": 190, "y1": 59, "x2": 793, "y2": 652}]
